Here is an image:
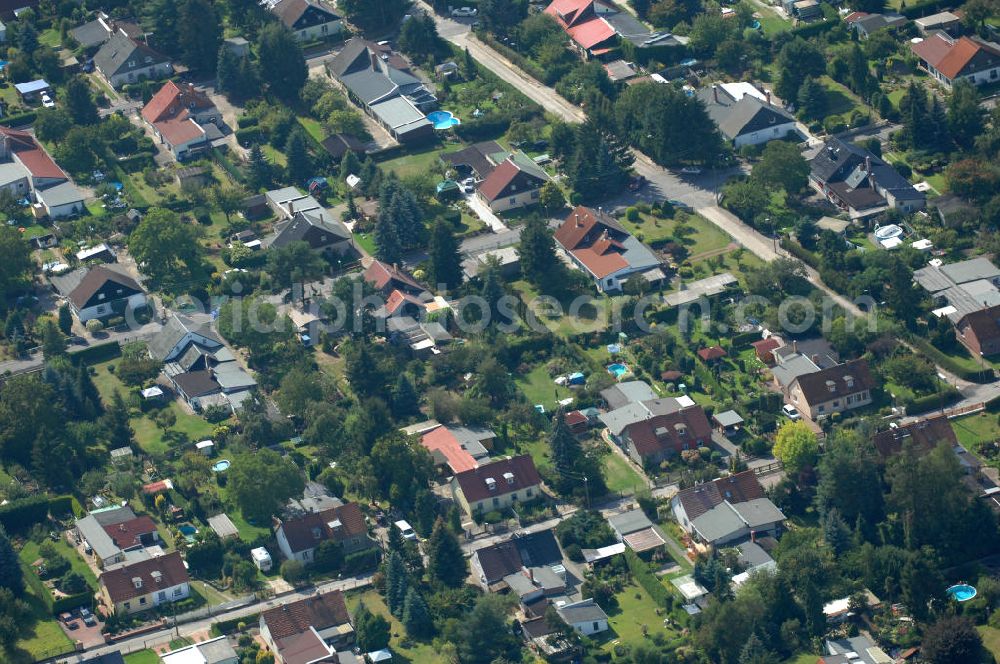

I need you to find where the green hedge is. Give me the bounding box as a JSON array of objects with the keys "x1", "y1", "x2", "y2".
[
  {"x1": 71, "y1": 341, "x2": 122, "y2": 366},
  {"x1": 0, "y1": 495, "x2": 50, "y2": 531},
  {"x1": 782, "y1": 239, "x2": 821, "y2": 270},
  {"x1": 343, "y1": 547, "x2": 379, "y2": 575},
  {"x1": 237, "y1": 116, "x2": 259, "y2": 129},
  {"x1": 235, "y1": 127, "x2": 263, "y2": 146},
  {"x1": 211, "y1": 612, "x2": 260, "y2": 636},
  {"x1": 902, "y1": 388, "x2": 961, "y2": 415},
  {"x1": 625, "y1": 548, "x2": 672, "y2": 607},
  {"x1": 907, "y1": 337, "x2": 995, "y2": 383},
  {"x1": 118, "y1": 152, "x2": 155, "y2": 173},
  {"x1": 48, "y1": 495, "x2": 73, "y2": 518},
  {"x1": 731, "y1": 330, "x2": 762, "y2": 349},
  {"x1": 789, "y1": 18, "x2": 837, "y2": 38},
  {"x1": 901, "y1": 0, "x2": 952, "y2": 18},
  {"x1": 0, "y1": 111, "x2": 37, "y2": 127}
]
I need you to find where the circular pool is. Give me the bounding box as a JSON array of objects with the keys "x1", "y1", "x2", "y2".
[
  {"x1": 212, "y1": 459, "x2": 231, "y2": 472},
  {"x1": 874, "y1": 224, "x2": 903, "y2": 241},
  {"x1": 946, "y1": 584, "x2": 977, "y2": 602},
  {"x1": 427, "y1": 110, "x2": 461, "y2": 130}
]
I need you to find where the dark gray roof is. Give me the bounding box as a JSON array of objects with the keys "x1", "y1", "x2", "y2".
[
  {"x1": 268, "y1": 210, "x2": 351, "y2": 249},
  {"x1": 810, "y1": 138, "x2": 916, "y2": 196},
  {"x1": 605, "y1": 11, "x2": 656, "y2": 46},
  {"x1": 600, "y1": 380, "x2": 658, "y2": 410},
  {"x1": 736, "y1": 541, "x2": 773, "y2": 569},
  {"x1": 697, "y1": 86, "x2": 795, "y2": 141},
  {"x1": 70, "y1": 19, "x2": 111, "y2": 48},
  {"x1": 556, "y1": 599, "x2": 608, "y2": 625},
  {"x1": 94, "y1": 30, "x2": 170, "y2": 78},
  {"x1": 608, "y1": 509, "x2": 654, "y2": 536},
  {"x1": 147, "y1": 313, "x2": 222, "y2": 361}
]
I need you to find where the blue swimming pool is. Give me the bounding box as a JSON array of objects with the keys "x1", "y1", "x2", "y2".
[
  {"x1": 607, "y1": 363, "x2": 629, "y2": 379},
  {"x1": 212, "y1": 459, "x2": 230, "y2": 472},
  {"x1": 178, "y1": 524, "x2": 198, "y2": 542},
  {"x1": 947, "y1": 584, "x2": 977, "y2": 602},
  {"x1": 427, "y1": 110, "x2": 461, "y2": 130}
]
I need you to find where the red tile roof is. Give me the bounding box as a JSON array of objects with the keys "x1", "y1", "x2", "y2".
[
  {"x1": 141, "y1": 479, "x2": 173, "y2": 495},
  {"x1": 454, "y1": 455, "x2": 542, "y2": 503},
  {"x1": 362, "y1": 259, "x2": 423, "y2": 293},
  {"x1": 697, "y1": 346, "x2": 727, "y2": 362},
  {"x1": 0, "y1": 126, "x2": 66, "y2": 180},
  {"x1": 625, "y1": 406, "x2": 713, "y2": 458},
  {"x1": 141, "y1": 80, "x2": 215, "y2": 124},
  {"x1": 155, "y1": 118, "x2": 205, "y2": 147},
  {"x1": 385, "y1": 289, "x2": 425, "y2": 315},
  {"x1": 912, "y1": 34, "x2": 1000, "y2": 80},
  {"x1": 261, "y1": 590, "x2": 351, "y2": 641},
  {"x1": 564, "y1": 410, "x2": 588, "y2": 426},
  {"x1": 554, "y1": 206, "x2": 636, "y2": 278},
  {"x1": 477, "y1": 159, "x2": 520, "y2": 203},
  {"x1": 674, "y1": 470, "x2": 765, "y2": 520},
  {"x1": 545, "y1": 0, "x2": 616, "y2": 50},
  {"x1": 99, "y1": 551, "x2": 189, "y2": 604},
  {"x1": 421, "y1": 426, "x2": 479, "y2": 473},
  {"x1": 275, "y1": 503, "x2": 367, "y2": 554},
  {"x1": 751, "y1": 338, "x2": 781, "y2": 353},
  {"x1": 103, "y1": 516, "x2": 158, "y2": 549}
]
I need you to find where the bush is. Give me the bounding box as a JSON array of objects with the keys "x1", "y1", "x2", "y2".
[
  {"x1": 0, "y1": 495, "x2": 50, "y2": 531},
  {"x1": 625, "y1": 207, "x2": 640, "y2": 222},
  {"x1": 625, "y1": 549, "x2": 672, "y2": 607},
  {"x1": 892, "y1": 161, "x2": 912, "y2": 179},
  {"x1": 86, "y1": 319, "x2": 104, "y2": 333},
  {"x1": 237, "y1": 116, "x2": 259, "y2": 129},
  {"x1": 48, "y1": 495, "x2": 73, "y2": 518},
  {"x1": 824, "y1": 115, "x2": 847, "y2": 134},
  {"x1": 280, "y1": 559, "x2": 306, "y2": 585},
  {"x1": 235, "y1": 127, "x2": 263, "y2": 146},
  {"x1": 343, "y1": 548, "x2": 380, "y2": 574}
]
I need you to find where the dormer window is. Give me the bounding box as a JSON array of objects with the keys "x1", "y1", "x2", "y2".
[
  {"x1": 128, "y1": 60, "x2": 136, "y2": 68},
  {"x1": 844, "y1": 375, "x2": 854, "y2": 389},
  {"x1": 98, "y1": 293, "x2": 106, "y2": 300},
  {"x1": 826, "y1": 380, "x2": 836, "y2": 393}
]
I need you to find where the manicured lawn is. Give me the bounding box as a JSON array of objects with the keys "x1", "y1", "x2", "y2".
[
  {"x1": 979, "y1": 626, "x2": 1000, "y2": 660},
  {"x1": 262, "y1": 144, "x2": 287, "y2": 168},
  {"x1": 345, "y1": 590, "x2": 446, "y2": 663},
  {"x1": 620, "y1": 212, "x2": 732, "y2": 258},
  {"x1": 756, "y1": 7, "x2": 791, "y2": 35},
  {"x1": 952, "y1": 412, "x2": 1000, "y2": 450},
  {"x1": 378, "y1": 146, "x2": 451, "y2": 180},
  {"x1": 20, "y1": 538, "x2": 98, "y2": 587},
  {"x1": 784, "y1": 654, "x2": 822, "y2": 664},
  {"x1": 601, "y1": 582, "x2": 679, "y2": 652},
  {"x1": 516, "y1": 364, "x2": 575, "y2": 412},
  {"x1": 297, "y1": 116, "x2": 326, "y2": 143},
  {"x1": 819, "y1": 76, "x2": 865, "y2": 118},
  {"x1": 602, "y1": 451, "x2": 645, "y2": 495},
  {"x1": 888, "y1": 87, "x2": 906, "y2": 109},
  {"x1": 924, "y1": 172, "x2": 947, "y2": 194},
  {"x1": 124, "y1": 650, "x2": 161, "y2": 664},
  {"x1": 39, "y1": 28, "x2": 62, "y2": 48},
  {"x1": 8, "y1": 589, "x2": 74, "y2": 663},
  {"x1": 509, "y1": 280, "x2": 613, "y2": 337},
  {"x1": 354, "y1": 231, "x2": 377, "y2": 256}
]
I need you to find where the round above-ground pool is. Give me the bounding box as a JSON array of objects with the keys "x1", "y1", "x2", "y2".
[
  {"x1": 874, "y1": 224, "x2": 903, "y2": 241},
  {"x1": 947, "y1": 584, "x2": 977, "y2": 602},
  {"x1": 427, "y1": 110, "x2": 461, "y2": 130},
  {"x1": 212, "y1": 459, "x2": 231, "y2": 472},
  {"x1": 607, "y1": 363, "x2": 629, "y2": 379}
]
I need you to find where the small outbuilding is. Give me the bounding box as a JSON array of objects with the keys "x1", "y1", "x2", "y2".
[
  {"x1": 195, "y1": 440, "x2": 215, "y2": 456},
  {"x1": 712, "y1": 410, "x2": 744, "y2": 434},
  {"x1": 251, "y1": 546, "x2": 272, "y2": 571},
  {"x1": 207, "y1": 513, "x2": 239, "y2": 540}
]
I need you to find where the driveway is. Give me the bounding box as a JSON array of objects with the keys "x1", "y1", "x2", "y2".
[{"x1": 464, "y1": 192, "x2": 508, "y2": 232}]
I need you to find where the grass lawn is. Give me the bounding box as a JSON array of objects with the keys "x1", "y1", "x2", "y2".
[
  {"x1": 601, "y1": 582, "x2": 679, "y2": 652},
  {"x1": 979, "y1": 626, "x2": 1000, "y2": 660},
  {"x1": 952, "y1": 412, "x2": 1000, "y2": 450},
  {"x1": 7, "y1": 588, "x2": 73, "y2": 663},
  {"x1": 378, "y1": 146, "x2": 451, "y2": 180},
  {"x1": 516, "y1": 364, "x2": 575, "y2": 412},
  {"x1": 756, "y1": 7, "x2": 791, "y2": 35},
  {"x1": 888, "y1": 87, "x2": 906, "y2": 109},
  {"x1": 819, "y1": 76, "x2": 865, "y2": 118},
  {"x1": 89, "y1": 360, "x2": 215, "y2": 456},
  {"x1": 602, "y1": 451, "x2": 645, "y2": 495},
  {"x1": 39, "y1": 28, "x2": 62, "y2": 48},
  {"x1": 620, "y1": 212, "x2": 732, "y2": 257},
  {"x1": 509, "y1": 280, "x2": 613, "y2": 337},
  {"x1": 190, "y1": 580, "x2": 230, "y2": 606},
  {"x1": 354, "y1": 231, "x2": 376, "y2": 256},
  {"x1": 784, "y1": 654, "x2": 823, "y2": 664},
  {"x1": 346, "y1": 590, "x2": 446, "y2": 663},
  {"x1": 297, "y1": 116, "x2": 326, "y2": 143},
  {"x1": 262, "y1": 144, "x2": 287, "y2": 168},
  {"x1": 19, "y1": 539, "x2": 98, "y2": 587},
  {"x1": 924, "y1": 172, "x2": 947, "y2": 194},
  {"x1": 124, "y1": 650, "x2": 161, "y2": 664}
]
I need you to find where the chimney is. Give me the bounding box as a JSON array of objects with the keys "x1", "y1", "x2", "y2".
[
  {"x1": 811, "y1": 353, "x2": 820, "y2": 365},
  {"x1": 575, "y1": 212, "x2": 581, "y2": 227},
  {"x1": 712, "y1": 85, "x2": 718, "y2": 103},
  {"x1": 865, "y1": 155, "x2": 872, "y2": 173},
  {"x1": 287, "y1": 200, "x2": 295, "y2": 215},
  {"x1": 765, "y1": 90, "x2": 771, "y2": 105},
  {"x1": 792, "y1": 339, "x2": 798, "y2": 354}
]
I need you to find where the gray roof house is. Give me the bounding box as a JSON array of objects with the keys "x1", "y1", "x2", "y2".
[
  {"x1": 820, "y1": 636, "x2": 892, "y2": 664},
  {"x1": 75, "y1": 506, "x2": 137, "y2": 567},
  {"x1": 148, "y1": 312, "x2": 223, "y2": 362},
  {"x1": 265, "y1": 210, "x2": 353, "y2": 253},
  {"x1": 600, "y1": 380, "x2": 658, "y2": 410},
  {"x1": 269, "y1": 0, "x2": 343, "y2": 42},
  {"x1": 327, "y1": 39, "x2": 434, "y2": 144},
  {"x1": 849, "y1": 12, "x2": 907, "y2": 38},
  {"x1": 809, "y1": 138, "x2": 925, "y2": 218},
  {"x1": 914, "y1": 257, "x2": 1000, "y2": 323},
  {"x1": 608, "y1": 509, "x2": 666, "y2": 553},
  {"x1": 94, "y1": 30, "x2": 172, "y2": 89},
  {"x1": 555, "y1": 599, "x2": 609, "y2": 637},
  {"x1": 697, "y1": 82, "x2": 797, "y2": 148}
]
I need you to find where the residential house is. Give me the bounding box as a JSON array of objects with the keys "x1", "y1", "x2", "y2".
[
  {"x1": 671, "y1": 471, "x2": 786, "y2": 547},
  {"x1": 731, "y1": 540, "x2": 777, "y2": 587},
  {"x1": 915, "y1": 11, "x2": 963, "y2": 36},
  {"x1": 911, "y1": 33, "x2": 1000, "y2": 87},
  {"x1": 477, "y1": 152, "x2": 551, "y2": 213},
  {"x1": 451, "y1": 455, "x2": 543, "y2": 517},
  {"x1": 776, "y1": 357, "x2": 875, "y2": 421},
  {"x1": 470, "y1": 529, "x2": 564, "y2": 590},
  {"x1": 268, "y1": 0, "x2": 342, "y2": 42},
  {"x1": 809, "y1": 138, "x2": 925, "y2": 218},
  {"x1": 327, "y1": 39, "x2": 434, "y2": 143},
  {"x1": 613, "y1": 405, "x2": 714, "y2": 466},
  {"x1": 98, "y1": 551, "x2": 190, "y2": 615},
  {"x1": 264, "y1": 186, "x2": 354, "y2": 255},
  {"x1": 103, "y1": 515, "x2": 160, "y2": 551},
  {"x1": 787, "y1": 0, "x2": 821, "y2": 19},
  {"x1": 50, "y1": 264, "x2": 147, "y2": 323},
  {"x1": 697, "y1": 82, "x2": 798, "y2": 147},
  {"x1": 75, "y1": 506, "x2": 138, "y2": 568},
  {"x1": 260, "y1": 590, "x2": 354, "y2": 664},
  {"x1": 462, "y1": 245, "x2": 520, "y2": 280},
  {"x1": 554, "y1": 206, "x2": 663, "y2": 292},
  {"x1": 0, "y1": 125, "x2": 84, "y2": 218},
  {"x1": 94, "y1": 29, "x2": 172, "y2": 89},
  {"x1": 819, "y1": 635, "x2": 892, "y2": 664},
  {"x1": 915, "y1": 256, "x2": 1000, "y2": 326},
  {"x1": 141, "y1": 81, "x2": 221, "y2": 160},
  {"x1": 420, "y1": 424, "x2": 495, "y2": 475},
  {"x1": 273, "y1": 502, "x2": 374, "y2": 565},
  {"x1": 441, "y1": 140, "x2": 506, "y2": 182},
  {"x1": 320, "y1": 133, "x2": 366, "y2": 161},
  {"x1": 607, "y1": 509, "x2": 666, "y2": 553},
  {"x1": 385, "y1": 315, "x2": 453, "y2": 356},
  {"x1": 846, "y1": 12, "x2": 907, "y2": 38},
  {"x1": 79, "y1": 653, "x2": 127, "y2": 664},
  {"x1": 600, "y1": 380, "x2": 658, "y2": 409},
  {"x1": 544, "y1": 0, "x2": 667, "y2": 59},
  {"x1": 362, "y1": 259, "x2": 425, "y2": 295},
  {"x1": 556, "y1": 599, "x2": 609, "y2": 636},
  {"x1": 149, "y1": 312, "x2": 223, "y2": 363},
  {"x1": 69, "y1": 13, "x2": 141, "y2": 48},
  {"x1": 161, "y1": 636, "x2": 238, "y2": 664},
  {"x1": 284, "y1": 481, "x2": 344, "y2": 519},
  {"x1": 955, "y1": 304, "x2": 1000, "y2": 357}
]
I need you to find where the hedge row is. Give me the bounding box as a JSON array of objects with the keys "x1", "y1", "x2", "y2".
[
  {"x1": 212, "y1": 612, "x2": 260, "y2": 636},
  {"x1": 625, "y1": 548, "x2": 672, "y2": 607},
  {"x1": 782, "y1": 239, "x2": 821, "y2": 270},
  {"x1": 0, "y1": 111, "x2": 37, "y2": 128},
  {"x1": 731, "y1": 330, "x2": 762, "y2": 349},
  {"x1": 789, "y1": 18, "x2": 837, "y2": 38},
  {"x1": 901, "y1": 0, "x2": 952, "y2": 18},
  {"x1": 907, "y1": 337, "x2": 996, "y2": 383},
  {"x1": 70, "y1": 341, "x2": 122, "y2": 366},
  {"x1": 0, "y1": 495, "x2": 50, "y2": 531},
  {"x1": 902, "y1": 388, "x2": 961, "y2": 415},
  {"x1": 235, "y1": 127, "x2": 263, "y2": 146},
  {"x1": 343, "y1": 547, "x2": 380, "y2": 575}
]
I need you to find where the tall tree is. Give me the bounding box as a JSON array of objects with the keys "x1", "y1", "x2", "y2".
[
  {"x1": 752, "y1": 141, "x2": 809, "y2": 193},
  {"x1": 146, "y1": 0, "x2": 181, "y2": 57},
  {"x1": 402, "y1": 587, "x2": 434, "y2": 637},
  {"x1": 128, "y1": 208, "x2": 203, "y2": 290},
  {"x1": 248, "y1": 144, "x2": 272, "y2": 191},
  {"x1": 373, "y1": 218, "x2": 402, "y2": 264},
  {"x1": 57, "y1": 304, "x2": 73, "y2": 336},
  {"x1": 385, "y1": 550, "x2": 409, "y2": 615},
  {"x1": 948, "y1": 80, "x2": 983, "y2": 150},
  {"x1": 391, "y1": 374, "x2": 420, "y2": 419},
  {"x1": 550, "y1": 415, "x2": 582, "y2": 492},
  {"x1": 796, "y1": 77, "x2": 827, "y2": 120},
  {"x1": 518, "y1": 214, "x2": 562, "y2": 292},
  {"x1": 354, "y1": 602, "x2": 391, "y2": 651},
  {"x1": 179, "y1": 0, "x2": 222, "y2": 73},
  {"x1": 427, "y1": 517, "x2": 466, "y2": 587},
  {"x1": 0, "y1": 226, "x2": 32, "y2": 296},
  {"x1": 257, "y1": 24, "x2": 307, "y2": 100},
  {"x1": 226, "y1": 449, "x2": 305, "y2": 523},
  {"x1": 64, "y1": 76, "x2": 99, "y2": 125},
  {"x1": 775, "y1": 38, "x2": 825, "y2": 102},
  {"x1": 479, "y1": 0, "x2": 529, "y2": 34},
  {"x1": 428, "y1": 220, "x2": 462, "y2": 291},
  {"x1": 921, "y1": 615, "x2": 985, "y2": 664},
  {"x1": 773, "y1": 421, "x2": 818, "y2": 476},
  {"x1": 284, "y1": 128, "x2": 312, "y2": 186},
  {"x1": 41, "y1": 319, "x2": 66, "y2": 359},
  {"x1": 339, "y1": 0, "x2": 410, "y2": 30},
  {"x1": 458, "y1": 594, "x2": 519, "y2": 663},
  {"x1": 0, "y1": 526, "x2": 23, "y2": 593}
]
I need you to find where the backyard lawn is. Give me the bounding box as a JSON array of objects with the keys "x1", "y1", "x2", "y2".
[
  {"x1": 125, "y1": 650, "x2": 162, "y2": 664},
  {"x1": 346, "y1": 590, "x2": 446, "y2": 663},
  {"x1": 297, "y1": 116, "x2": 327, "y2": 143},
  {"x1": 516, "y1": 364, "x2": 575, "y2": 412},
  {"x1": 379, "y1": 145, "x2": 454, "y2": 180},
  {"x1": 601, "y1": 582, "x2": 681, "y2": 654},
  {"x1": 620, "y1": 212, "x2": 732, "y2": 258},
  {"x1": 952, "y1": 412, "x2": 1000, "y2": 451},
  {"x1": 602, "y1": 450, "x2": 646, "y2": 495},
  {"x1": 8, "y1": 587, "x2": 73, "y2": 663},
  {"x1": 819, "y1": 76, "x2": 865, "y2": 118},
  {"x1": 979, "y1": 626, "x2": 1000, "y2": 660},
  {"x1": 19, "y1": 539, "x2": 97, "y2": 587}
]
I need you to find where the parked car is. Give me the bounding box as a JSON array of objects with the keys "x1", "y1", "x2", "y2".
[
  {"x1": 452, "y1": 7, "x2": 477, "y2": 16},
  {"x1": 41, "y1": 94, "x2": 55, "y2": 108},
  {"x1": 667, "y1": 199, "x2": 691, "y2": 209},
  {"x1": 59, "y1": 612, "x2": 73, "y2": 624},
  {"x1": 67, "y1": 620, "x2": 79, "y2": 630},
  {"x1": 781, "y1": 404, "x2": 801, "y2": 421},
  {"x1": 680, "y1": 166, "x2": 702, "y2": 175},
  {"x1": 394, "y1": 519, "x2": 417, "y2": 541}
]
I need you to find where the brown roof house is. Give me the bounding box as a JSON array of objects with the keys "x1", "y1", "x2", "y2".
[
  {"x1": 477, "y1": 151, "x2": 550, "y2": 213},
  {"x1": 141, "y1": 81, "x2": 221, "y2": 161},
  {"x1": 778, "y1": 358, "x2": 875, "y2": 421},
  {"x1": 98, "y1": 551, "x2": 190, "y2": 615},
  {"x1": 273, "y1": 502, "x2": 374, "y2": 565},
  {"x1": 955, "y1": 304, "x2": 1000, "y2": 357},
  {"x1": 50, "y1": 264, "x2": 147, "y2": 323},
  {"x1": 554, "y1": 206, "x2": 663, "y2": 293},
  {"x1": 671, "y1": 471, "x2": 785, "y2": 547},
  {"x1": 268, "y1": 0, "x2": 343, "y2": 43},
  {"x1": 873, "y1": 416, "x2": 957, "y2": 458},
  {"x1": 613, "y1": 405, "x2": 713, "y2": 467},
  {"x1": 260, "y1": 590, "x2": 354, "y2": 664},
  {"x1": 451, "y1": 455, "x2": 543, "y2": 518},
  {"x1": 911, "y1": 33, "x2": 1000, "y2": 88}
]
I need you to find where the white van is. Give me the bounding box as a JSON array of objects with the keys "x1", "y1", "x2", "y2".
[{"x1": 394, "y1": 520, "x2": 417, "y2": 541}]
